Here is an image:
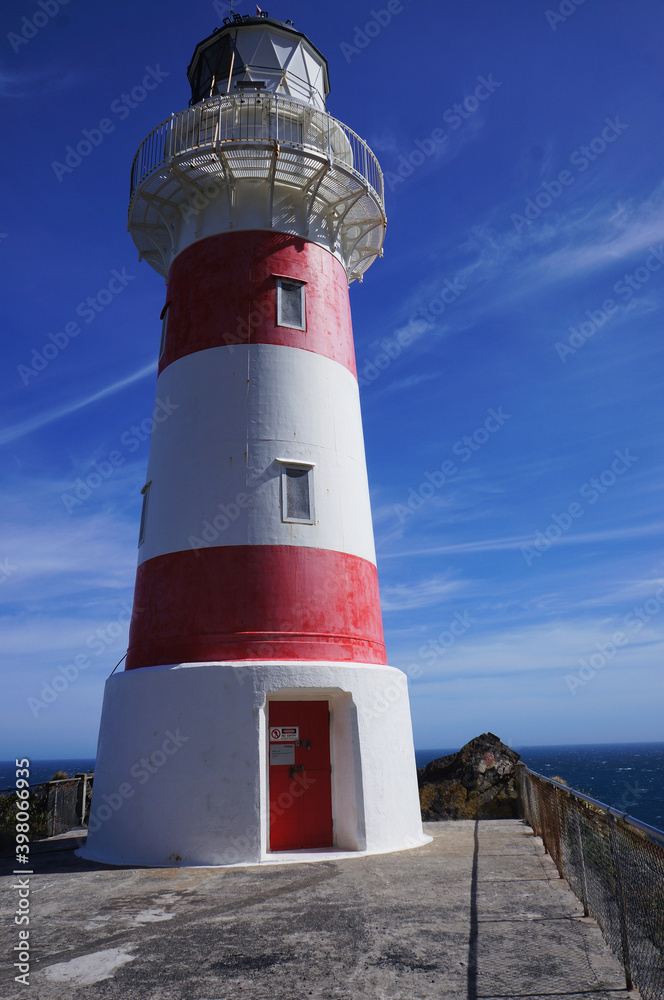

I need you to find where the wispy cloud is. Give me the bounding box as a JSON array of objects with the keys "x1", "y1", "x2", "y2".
[
  {"x1": 0, "y1": 67, "x2": 84, "y2": 99},
  {"x1": 382, "y1": 521, "x2": 664, "y2": 559},
  {"x1": 1, "y1": 362, "x2": 157, "y2": 447},
  {"x1": 383, "y1": 371, "x2": 441, "y2": 393},
  {"x1": 468, "y1": 182, "x2": 664, "y2": 301},
  {"x1": 381, "y1": 575, "x2": 468, "y2": 611},
  {"x1": 0, "y1": 512, "x2": 137, "y2": 598}
]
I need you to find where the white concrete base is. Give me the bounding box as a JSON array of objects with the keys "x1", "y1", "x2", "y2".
[{"x1": 78, "y1": 661, "x2": 429, "y2": 867}]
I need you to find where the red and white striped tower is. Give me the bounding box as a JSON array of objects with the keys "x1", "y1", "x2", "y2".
[{"x1": 81, "y1": 13, "x2": 427, "y2": 866}]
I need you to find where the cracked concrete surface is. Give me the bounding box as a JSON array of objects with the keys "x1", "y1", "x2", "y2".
[{"x1": 1, "y1": 820, "x2": 642, "y2": 999}]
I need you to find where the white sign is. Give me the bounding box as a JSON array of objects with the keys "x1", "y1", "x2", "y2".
[
  {"x1": 270, "y1": 744, "x2": 295, "y2": 766},
  {"x1": 270, "y1": 726, "x2": 299, "y2": 742}
]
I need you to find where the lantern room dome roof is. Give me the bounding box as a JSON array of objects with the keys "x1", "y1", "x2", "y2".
[{"x1": 187, "y1": 16, "x2": 330, "y2": 110}]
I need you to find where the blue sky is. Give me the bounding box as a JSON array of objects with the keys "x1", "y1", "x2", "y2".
[{"x1": 2, "y1": 0, "x2": 663, "y2": 758}]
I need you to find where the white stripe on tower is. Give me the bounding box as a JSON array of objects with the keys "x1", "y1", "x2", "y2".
[{"x1": 139, "y1": 344, "x2": 376, "y2": 565}]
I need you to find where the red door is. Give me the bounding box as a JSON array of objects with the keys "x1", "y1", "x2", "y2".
[{"x1": 269, "y1": 701, "x2": 333, "y2": 851}]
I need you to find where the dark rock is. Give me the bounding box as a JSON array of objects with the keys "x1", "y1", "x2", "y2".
[{"x1": 419, "y1": 733, "x2": 521, "y2": 821}]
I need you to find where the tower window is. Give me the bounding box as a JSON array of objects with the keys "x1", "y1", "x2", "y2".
[
  {"x1": 138, "y1": 481, "x2": 152, "y2": 546},
  {"x1": 159, "y1": 303, "x2": 169, "y2": 359},
  {"x1": 279, "y1": 463, "x2": 315, "y2": 524},
  {"x1": 276, "y1": 278, "x2": 306, "y2": 331}
]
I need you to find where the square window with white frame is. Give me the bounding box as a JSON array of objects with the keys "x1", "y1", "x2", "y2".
[
  {"x1": 280, "y1": 463, "x2": 315, "y2": 524},
  {"x1": 276, "y1": 278, "x2": 306, "y2": 331}
]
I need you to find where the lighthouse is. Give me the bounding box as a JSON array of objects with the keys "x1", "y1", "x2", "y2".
[{"x1": 80, "y1": 12, "x2": 428, "y2": 866}]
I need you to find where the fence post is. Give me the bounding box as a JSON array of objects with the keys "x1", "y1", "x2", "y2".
[
  {"x1": 574, "y1": 809, "x2": 590, "y2": 917},
  {"x1": 516, "y1": 765, "x2": 526, "y2": 821},
  {"x1": 607, "y1": 816, "x2": 633, "y2": 991},
  {"x1": 80, "y1": 774, "x2": 88, "y2": 827},
  {"x1": 46, "y1": 784, "x2": 56, "y2": 838},
  {"x1": 552, "y1": 785, "x2": 565, "y2": 877},
  {"x1": 526, "y1": 776, "x2": 538, "y2": 839},
  {"x1": 532, "y1": 778, "x2": 548, "y2": 853}
]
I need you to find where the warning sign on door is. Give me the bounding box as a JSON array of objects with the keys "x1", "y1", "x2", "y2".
[{"x1": 270, "y1": 727, "x2": 299, "y2": 742}]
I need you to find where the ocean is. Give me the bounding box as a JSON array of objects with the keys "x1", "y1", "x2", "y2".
[
  {"x1": 0, "y1": 758, "x2": 96, "y2": 792},
  {"x1": 2, "y1": 743, "x2": 663, "y2": 831},
  {"x1": 416, "y1": 742, "x2": 664, "y2": 830}
]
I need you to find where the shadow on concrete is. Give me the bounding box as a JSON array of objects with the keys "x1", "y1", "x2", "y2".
[
  {"x1": 0, "y1": 833, "x2": 135, "y2": 877},
  {"x1": 467, "y1": 818, "x2": 479, "y2": 1000}
]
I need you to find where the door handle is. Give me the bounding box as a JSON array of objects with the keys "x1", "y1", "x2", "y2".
[{"x1": 290, "y1": 765, "x2": 304, "y2": 777}]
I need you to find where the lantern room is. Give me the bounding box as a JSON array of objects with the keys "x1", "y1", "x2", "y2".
[{"x1": 187, "y1": 15, "x2": 330, "y2": 109}]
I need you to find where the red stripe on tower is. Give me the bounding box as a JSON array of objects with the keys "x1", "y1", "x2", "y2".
[
  {"x1": 158, "y1": 231, "x2": 357, "y2": 377},
  {"x1": 126, "y1": 546, "x2": 386, "y2": 668}
]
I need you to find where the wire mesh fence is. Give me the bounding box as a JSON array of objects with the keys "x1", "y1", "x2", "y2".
[
  {"x1": 517, "y1": 764, "x2": 664, "y2": 999},
  {"x1": 0, "y1": 774, "x2": 93, "y2": 850}
]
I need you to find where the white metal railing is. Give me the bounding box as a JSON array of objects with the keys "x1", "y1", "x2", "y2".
[{"x1": 130, "y1": 94, "x2": 384, "y2": 208}]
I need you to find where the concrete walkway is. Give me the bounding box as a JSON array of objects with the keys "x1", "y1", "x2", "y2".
[{"x1": 1, "y1": 820, "x2": 642, "y2": 999}]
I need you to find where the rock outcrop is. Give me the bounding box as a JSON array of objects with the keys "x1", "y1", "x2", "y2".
[{"x1": 418, "y1": 733, "x2": 521, "y2": 820}]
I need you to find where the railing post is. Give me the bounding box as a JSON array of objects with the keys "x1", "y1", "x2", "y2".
[
  {"x1": 540, "y1": 782, "x2": 549, "y2": 854},
  {"x1": 552, "y1": 785, "x2": 565, "y2": 877},
  {"x1": 573, "y1": 809, "x2": 590, "y2": 917},
  {"x1": 525, "y1": 775, "x2": 536, "y2": 835},
  {"x1": 529, "y1": 777, "x2": 546, "y2": 851},
  {"x1": 607, "y1": 816, "x2": 633, "y2": 991},
  {"x1": 80, "y1": 774, "x2": 88, "y2": 827}
]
